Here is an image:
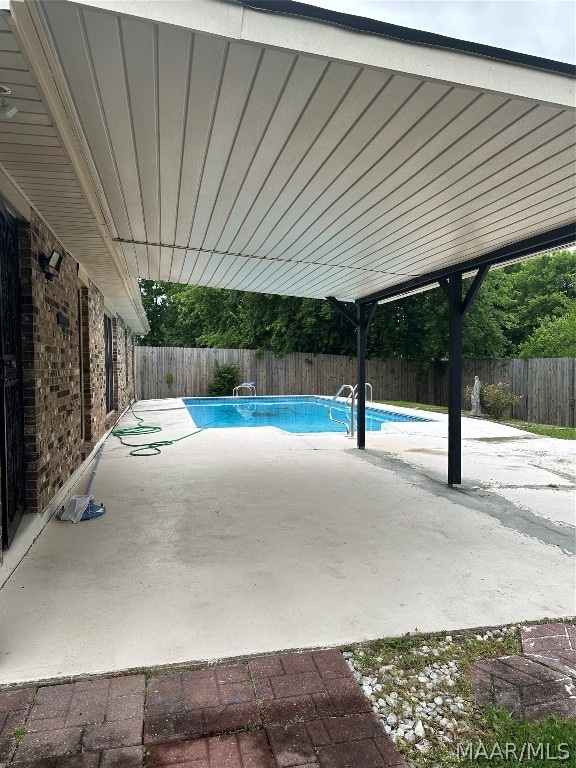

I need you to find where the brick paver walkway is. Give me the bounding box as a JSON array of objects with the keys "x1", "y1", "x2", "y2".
[
  {"x1": 469, "y1": 621, "x2": 576, "y2": 722},
  {"x1": 468, "y1": 655, "x2": 576, "y2": 721},
  {"x1": 0, "y1": 650, "x2": 407, "y2": 768}
]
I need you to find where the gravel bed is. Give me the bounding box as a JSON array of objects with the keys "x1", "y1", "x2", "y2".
[{"x1": 344, "y1": 625, "x2": 520, "y2": 766}]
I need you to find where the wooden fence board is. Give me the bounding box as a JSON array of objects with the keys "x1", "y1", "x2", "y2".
[{"x1": 135, "y1": 347, "x2": 576, "y2": 427}]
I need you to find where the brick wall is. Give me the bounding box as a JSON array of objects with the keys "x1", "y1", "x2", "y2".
[
  {"x1": 113, "y1": 316, "x2": 132, "y2": 411},
  {"x1": 17, "y1": 212, "x2": 137, "y2": 516},
  {"x1": 80, "y1": 284, "x2": 106, "y2": 442},
  {"x1": 20, "y1": 215, "x2": 83, "y2": 513},
  {"x1": 126, "y1": 328, "x2": 135, "y2": 400}
]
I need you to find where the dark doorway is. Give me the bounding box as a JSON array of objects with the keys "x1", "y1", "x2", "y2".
[
  {"x1": 0, "y1": 203, "x2": 26, "y2": 548},
  {"x1": 104, "y1": 314, "x2": 114, "y2": 413}
]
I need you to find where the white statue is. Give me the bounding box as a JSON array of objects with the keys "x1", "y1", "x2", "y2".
[{"x1": 471, "y1": 375, "x2": 481, "y2": 417}]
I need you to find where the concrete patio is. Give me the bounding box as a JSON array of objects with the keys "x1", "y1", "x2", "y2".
[
  {"x1": 2, "y1": 625, "x2": 575, "y2": 767},
  {"x1": 0, "y1": 399, "x2": 574, "y2": 687}
]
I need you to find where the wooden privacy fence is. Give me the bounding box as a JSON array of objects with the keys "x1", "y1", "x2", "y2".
[{"x1": 135, "y1": 347, "x2": 576, "y2": 427}]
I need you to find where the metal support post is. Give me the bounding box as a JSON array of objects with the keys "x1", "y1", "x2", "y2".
[
  {"x1": 439, "y1": 266, "x2": 490, "y2": 486},
  {"x1": 357, "y1": 303, "x2": 367, "y2": 449},
  {"x1": 327, "y1": 296, "x2": 378, "y2": 449},
  {"x1": 446, "y1": 272, "x2": 463, "y2": 485}
]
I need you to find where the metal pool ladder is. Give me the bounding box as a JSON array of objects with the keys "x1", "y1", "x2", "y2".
[
  {"x1": 233, "y1": 381, "x2": 256, "y2": 396},
  {"x1": 363, "y1": 382, "x2": 373, "y2": 402},
  {"x1": 328, "y1": 382, "x2": 373, "y2": 437},
  {"x1": 329, "y1": 384, "x2": 356, "y2": 436}
]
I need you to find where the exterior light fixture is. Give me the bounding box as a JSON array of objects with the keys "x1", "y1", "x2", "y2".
[
  {"x1": 0, "y1": 85, "x2": 17, "y2": 120},
  {"x1": 38, "y1": 250, "x2": 64, "y2": 280}
]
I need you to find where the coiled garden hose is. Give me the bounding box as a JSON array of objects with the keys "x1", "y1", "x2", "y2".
[{"x1": 112, "y1": 391, "x2": 206, "y2": 456}]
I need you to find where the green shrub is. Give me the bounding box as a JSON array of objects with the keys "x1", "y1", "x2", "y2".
[
  {"x1": 207, "y1": 362, "x2": 241, "y2": 396},
  {"x1": 478, "y1": 381, "x2": 523, "y2": 419},
  {"x1": 165, "y1": 372, "x2": 174, "y2": 389}
]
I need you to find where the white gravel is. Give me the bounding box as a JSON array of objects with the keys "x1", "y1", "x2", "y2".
[{"x1": 345, "y1": 626, "x2": 519, "y2": 763}]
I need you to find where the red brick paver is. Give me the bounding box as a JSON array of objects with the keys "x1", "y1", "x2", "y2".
[
  {"x1": 147, "y1": 731, "x2": 274, "y2": 768},
  {"x1": 0, "y1": 651, "x2": 407, "y2": 768},
  {"x1": 266, "y1": 713, "x2": 404, "y2": 768},
  {"x1": 468, "y1": 654, "x2": 576, "y2": 721},
  {"x1": 0, "y1": 687, "x2": 35, "y2": 764},
  {"x1": 251, "y1": 650, "x2": 371, "y2": 727},
  {"x1": 0, "y1": 675, "x2": 145, "y2": 767},
  {"x1": 144, "y1": 663, "x2": 260, "y2": 744},
  {"x1": 521, "y1": 622, "x2": 576, "y2": 677}
]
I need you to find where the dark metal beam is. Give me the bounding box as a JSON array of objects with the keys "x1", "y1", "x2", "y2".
[
  {"x1": 356, "y1": 300, "x2": 378, "y2": 449},
  {"x1": 327, "y1": 297, "x2": 378, "y2": 449},
  {"x1": 326, "y1": 296, "x2": 357, "y2": 327},
  {"x1": 366, "y1": 300, "x2": 378, "y2": 331},
  {"x1": 462, "y1": 264, "x2": 490, "y2": 315},
  {"x1": 446, "y1": 272, "x2": 463, "y2": 486},
  {"x1": 358, "y1": 223, "x2": 576, "y2": 305},
  {"x1": 443, "y1": 264, "x2": 488, "y2": 484},
  {"x1": 356, "y1": 303, "x2": 367, "y2": 449},
  {"x1": 438, "y1": 276, "x2": 450, "y2": 301}
]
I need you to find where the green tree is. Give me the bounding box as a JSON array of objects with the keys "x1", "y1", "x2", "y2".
[
  {"x1": 367, "y1": 281, "x2": 508, "y2": 369},
  {"x1": 138, "y1": 250, "x2": 576, "y2": 362},
  {"x1": 518, "y1": 307, "x2": 576, "y2": 358},
  {"x1": 168, "y1": 288, "x2": 357, "y2": 356},
  {"x1": 491, "y1": 250, "x2": 575, "y2": 350},
  {"x1": 137, "y1": 280, "x2": 187, "y2": 346}
]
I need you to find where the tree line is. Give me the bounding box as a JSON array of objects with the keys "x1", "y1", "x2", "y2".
[{"x1": 138, "y1": 250, "x2": 576, "y2": 367}]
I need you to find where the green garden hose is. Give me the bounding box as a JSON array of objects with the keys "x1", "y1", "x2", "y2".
[{"x1": 112, "y1": 392, "x2": 206, "y2": 456}]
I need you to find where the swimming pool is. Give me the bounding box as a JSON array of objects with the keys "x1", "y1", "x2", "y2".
[{"x1": 183, "y1": 396, "x2": 431, "y2": 434}]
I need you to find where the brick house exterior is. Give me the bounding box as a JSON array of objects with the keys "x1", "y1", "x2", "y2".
[
  {"x1": 0, "y1": 203, "x2": 139, "y2": 560},
  {"x1": 0, "y1": 6, "x2": 149, "y2": 564}
]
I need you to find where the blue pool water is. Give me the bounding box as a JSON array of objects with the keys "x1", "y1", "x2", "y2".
[{"x1": 183, "y1": 396, "x2": 430, "y2": 434}]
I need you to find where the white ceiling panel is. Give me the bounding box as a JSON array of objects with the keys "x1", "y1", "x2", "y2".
[
  {"x1": 0, "y1": 7, "x2": 148, "y2": 332},
  {"x1": 6, "y1": 0, "x2": 575, "y2": 306},
  {"x1": 187, "y1": 251, "x2": 215, "y2": 286},
  {"x1": 172, "y1": 33, "x2": 229, "y2": 250}
]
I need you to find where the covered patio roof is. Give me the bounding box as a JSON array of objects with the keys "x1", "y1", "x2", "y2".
[
  {"x1": 0, "y1": 2, "x2": 150, "y2": 333},
  {"x1": 6, "y1": 0, "x2": 575, "y2": 306}
]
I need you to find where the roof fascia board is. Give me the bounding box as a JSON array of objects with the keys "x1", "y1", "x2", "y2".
[
  {"x1": 58, "y1": 0, "x2": 576, "y2": 109},
  {"x1": 361, "y1": 223, "x2": 576, "y2": 305},
  {"x1": 9, "y1": 0, "x2": 149, "y2": 334},
  {"x1": 103, "y1": 298, "x2": 117, "y2": 317},
  {"x1": 0, "y1": 166, "x2": 31, "y2": 219},
  {"x1": 78, "y1": 264, "x2": 90, "y2": 287},
  {"x1": 237, "y1": 4, "x2": 576, "y2": 109},
  {"x1": 236, "y1": 0, "x2": 575, "y2": 77}
]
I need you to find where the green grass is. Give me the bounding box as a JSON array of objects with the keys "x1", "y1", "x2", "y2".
[
  {"x1": 468, "y1": 707, "x2": 576, "y2": 767},
  {"x1": 375, "y1": 400, "x2": 576, "y2": 439},
  {"x1": 11, "y1": 725, "x2": 27, "y2": 745},
  {"x1": 375, "y1": 399, "x2": 449, "y2": 414},
  {"x1": 500, "y1": 421, "x2": 576, "y2": 440}
]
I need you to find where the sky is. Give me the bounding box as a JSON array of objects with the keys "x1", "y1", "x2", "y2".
[{"x1": 300, "y1": 0, "x2": 576, "y2": 64}]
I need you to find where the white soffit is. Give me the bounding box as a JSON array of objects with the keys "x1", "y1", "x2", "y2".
[
  {"x1": 15, "y1": 0, "x2": 576, "y2": 302},
  {"x1": 0, "y1": 7, "x2": 148, "y2": 332}
]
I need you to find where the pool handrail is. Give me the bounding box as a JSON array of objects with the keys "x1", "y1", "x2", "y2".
[
  {"x1": 351, "y1": 382, "x2": 372, "y2": 402},
  {"x1": 233, "y1": 382, "x2": 256, "y2": 396},
  {"x1": 329, "y1": 384, "x2": 355, "y2": 436},
  {"x1": 329, "y1": 382, "x2": 373, "y2": 437}
]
